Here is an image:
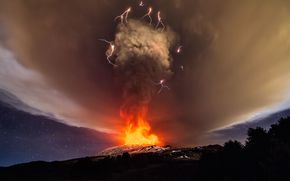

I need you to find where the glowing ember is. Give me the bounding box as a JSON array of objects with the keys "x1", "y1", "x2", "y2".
[
  {"x1": 121, "y1": 107, "x2": 160, "y2": 146},
  {"x1": 124, "y1": 117, "x2": 159, "y2": 145}
]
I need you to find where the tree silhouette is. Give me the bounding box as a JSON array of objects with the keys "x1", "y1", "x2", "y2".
[
  {"x1": 245, "y1": 127, "x2": 269, "y2": 156},
  {"x1": 269, "y1": 117, "x2": 290, "y2": 143},
  {"x1": 223, "y1": 140, "x2": 243, "y2": 153}
]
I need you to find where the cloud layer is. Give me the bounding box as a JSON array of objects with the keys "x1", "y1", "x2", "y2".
[{"x1": 0, "y1": 0, "x2": 290, "y2": 145}]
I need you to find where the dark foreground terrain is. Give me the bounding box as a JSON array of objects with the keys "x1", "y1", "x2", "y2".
[{"x1": 1, "y1": 117, "x2": 290, "y2": 181}]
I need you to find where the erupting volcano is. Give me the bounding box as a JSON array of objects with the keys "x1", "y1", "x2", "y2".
[
  {"x1": 101, "y1": 19, "x2": 176, "y2": 146},
  {"x1": 121, "y1": 106, "x2": 160, "y2": 146}
]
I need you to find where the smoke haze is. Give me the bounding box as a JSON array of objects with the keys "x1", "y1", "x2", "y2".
[{"x1": 0, "y1": 0, "x2": 290, "y2": 144}]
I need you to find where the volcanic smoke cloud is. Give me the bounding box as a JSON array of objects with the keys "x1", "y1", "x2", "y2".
[
  {"x1": 1, "y1": 0, "x2": 290, "y2": 145},
  {"x1": 113, "y1": 20, "x2": 175, "y2": 113},
  {"x1": 108, "y1": 20, "x2": 176, "y2": 144}
]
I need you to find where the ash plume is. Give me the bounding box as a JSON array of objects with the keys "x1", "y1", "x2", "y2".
[
  {"x1": 1, "y1": 0, "x2": 290, "y2": 145},
  {"x1": 110, "y1": 20, "x2": 176, "y2": 117}
]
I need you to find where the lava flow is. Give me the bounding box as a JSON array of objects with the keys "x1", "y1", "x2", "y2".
[{"x1": 121, "y1": 107, "x2": 160, "y2": 146}]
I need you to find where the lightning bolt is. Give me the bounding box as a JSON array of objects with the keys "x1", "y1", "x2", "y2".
[
  {"x1": 98, "y1": 39, "x2": 117, "y2": 66},
  {"x1": 114, "y1": 7, "x2": 132, "y2": 23},
  {"x1": 155, "y1": 11, "x2": 165, "y2": 31},
  {"x1": 142, "y1": 7, "x2": 153, "y2": 24}
]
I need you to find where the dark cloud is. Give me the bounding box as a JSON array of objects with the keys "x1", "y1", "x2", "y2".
[{"x1": 0, "y1": 0, "x2": 290, "y2": 145}]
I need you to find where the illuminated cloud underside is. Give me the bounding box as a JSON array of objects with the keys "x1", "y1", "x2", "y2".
[{"x1": 0, "y1": 0, "x2": 290, "y2": 144}]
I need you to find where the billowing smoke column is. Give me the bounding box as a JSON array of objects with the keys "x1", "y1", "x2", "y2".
[{"x1": 107, "y1": 19, "x2": 176, "y2": 145}]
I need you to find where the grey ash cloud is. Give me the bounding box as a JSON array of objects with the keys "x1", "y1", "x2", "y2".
[{"x1": 0, "y1": 0, "x2": 290, "y2": 144}]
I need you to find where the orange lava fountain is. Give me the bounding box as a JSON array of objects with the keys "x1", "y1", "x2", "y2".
[{"x1": 120, "y1": 106, "x2": 160, "y2": 146}]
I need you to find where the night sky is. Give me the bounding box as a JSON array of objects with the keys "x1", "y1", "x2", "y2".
[
  {"x1": 1, "y1": 0, "x2": 290, "y2": 166},
  {"x1": 0, "y1": 100, "x2": 114, "y2": 166}
]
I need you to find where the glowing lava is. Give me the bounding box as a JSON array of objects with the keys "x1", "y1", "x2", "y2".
[
  {"x1": 124, "y1": 117, "x2": 159, "y2": 145},
  {"x1": 121, "y1": 107, "x2": 160, "y2": 146}
]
